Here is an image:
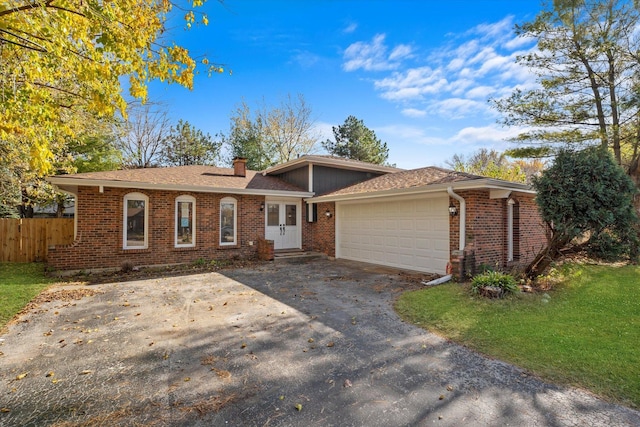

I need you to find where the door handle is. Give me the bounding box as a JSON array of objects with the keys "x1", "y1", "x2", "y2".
[
  {"x1": 280, "y1": 225, "x2": 283, "y2": 235},
  {"x1": 282, "y1": 224, "x2": 286, "y2": 235}
]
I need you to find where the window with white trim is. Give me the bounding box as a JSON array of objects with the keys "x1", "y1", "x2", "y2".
[
  {"x1": 123, "y1": 192, "x2": 149, "y2": 249},
  {"x1": 220, "y1": 197, "x2": 237, "y2": 245},
  {"x1": 175, "y1": 195, "x2": 196, "y2": 247}
]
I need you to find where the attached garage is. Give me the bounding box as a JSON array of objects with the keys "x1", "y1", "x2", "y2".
[{"x1": 336, "y1": 194, "x2": 450, "y2": 274}]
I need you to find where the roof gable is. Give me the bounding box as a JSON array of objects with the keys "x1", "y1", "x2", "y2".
[
  {"x1": 263, "y1": 155, "x2": 400, "y2": 175},
  {"x1": 310, "y1": 166, "x2": 533, "y2": 201}
]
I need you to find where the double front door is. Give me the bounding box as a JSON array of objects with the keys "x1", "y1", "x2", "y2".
[{"x1": 265, "y1": 200, "x2": 300, "y2": 250}]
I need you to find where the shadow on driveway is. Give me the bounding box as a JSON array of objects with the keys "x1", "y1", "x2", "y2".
[{"x1": 0, "y1": 259, "x2": 638, "y2": 426}]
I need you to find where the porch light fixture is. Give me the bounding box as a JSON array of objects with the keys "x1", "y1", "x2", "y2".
[
  {"x1": 260, "y1": 203, "x2": 264, "y2": 212},
  {"x1": 325, "y1": 209, "x2": 332, "y2": 218},
  {"x1": 448, "y1": 202, "x2": 458, "y2": 217}
]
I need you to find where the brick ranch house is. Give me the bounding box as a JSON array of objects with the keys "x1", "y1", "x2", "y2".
[{"x1": 46, "y1": 155, "x2": 547, "y2": 278}]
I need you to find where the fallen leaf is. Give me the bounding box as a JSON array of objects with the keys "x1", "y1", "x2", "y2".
[
  {"x1": 279, "y1": 395, "x2": 285, "y2": 401},
  {"x1": 439, "y1": 395, "x2": 445, "y2": 400},
  {"x1": 343, "y1": 379, "x2": 352, "y2": 388},
  {"x1": 326, "y1": 342, "x2": 335, "y2": 347},
  {"x1": 294, "y1": 403, "x2": 302, "y2": 411},
  {"x1": 16, "y1": 373, "x2": 28, "y2": 380},
  {"x1": 80, "y1": 370, "x2": 92, "y2": 375},
  {"x1": 46, "y1": 371, "x2": 54, "y2": 378},
  {"x1": 446, "y1": 385, "x2": 454, "y2": 391},
  {"x1": 123, "y1": 302, "x2": 130, "y2": 307},
  {"x1": 241, "y1": 343, "x2": 247, "y2": 349},
  {"x1": 308, "y1": 338, "x2": 314, "y2": 343},
  {"x1": 0, "y1": 408, "x2": 10, "y2": 413},
  {"x1": 184, "y1": 377, "x2": 191, "y2": 382}
]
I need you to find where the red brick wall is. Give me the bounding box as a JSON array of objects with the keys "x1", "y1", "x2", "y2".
[
  {"x1": 449, "y1": 190, "x2": 546, "y2": 277},
  {"x1": 48, "y1": 186, "x2": 266, "y2": 272},
  {"x1": 304, "y1": 202, "x2": 335, "y2": 257}
]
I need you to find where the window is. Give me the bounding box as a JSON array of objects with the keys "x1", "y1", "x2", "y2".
[
  {"x1": 175, "y1": 195, "x2": 196, "y2": 247},
  {"x1": 220, "y1": 197, "x2": 237, "y2": 245},
  {"x1": 123, "y1": 192, "x2": 149, "y2": 249}
]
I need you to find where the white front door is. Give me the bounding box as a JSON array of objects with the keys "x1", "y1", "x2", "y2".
[{"x1": 265, "y1": 200, "x2": 301, "y2": 250}]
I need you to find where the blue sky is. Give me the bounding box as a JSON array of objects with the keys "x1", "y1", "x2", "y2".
[{"x1": 148, "y1": 0, "x2": 542, "y2": 169}]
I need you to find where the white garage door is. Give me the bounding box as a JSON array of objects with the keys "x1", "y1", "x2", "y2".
[{"x1": 336, "y1": 195, "x2": 450, "y2": 274}]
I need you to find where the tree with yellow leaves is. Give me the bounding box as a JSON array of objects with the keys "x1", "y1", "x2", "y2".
[{"x1": 0, "y1": 0, "x2": 223, "y2": 176}]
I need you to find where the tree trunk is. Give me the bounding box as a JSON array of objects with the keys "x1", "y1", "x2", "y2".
[{"x1": 524, "y1": 233, "x2": 571, "y2": 280}]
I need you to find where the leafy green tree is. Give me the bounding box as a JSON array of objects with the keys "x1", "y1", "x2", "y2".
[
  {"x1": 222, "y1": 101, "x2": 273, "y2": 170},
  {"x1": 525, "y1": 146, "x2": 638, "y2": 279},
  {"x1": 161, "y1": 120, "x2": 221, "y2": 166},
  {"x1": 261, "y1": 94, "x2": 319, "y2": 163},
  {"x1": 446, "y1": 149, "x2": 527, "y2": 183},
  {"x1": 222, "y1": 95, "x2": 318, "y2": 170},
  {"x1": 492, "y1": 0, "x2": 640, "y2": 183},
  {"x1": 322, "y1": 116, "x2": 389, "y2": 165},
  {"x1": 0, "y1": 0, "x2": 223, "y2": 177},
  {"x1": 67, "y1": 136, "x2": 123, "y2": 173}
]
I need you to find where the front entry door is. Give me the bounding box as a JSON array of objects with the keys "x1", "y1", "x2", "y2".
[{"x1": 265, "y1": 201, "x2": 300, "y2": 250}]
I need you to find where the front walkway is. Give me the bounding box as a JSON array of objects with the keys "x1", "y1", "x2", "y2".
[{"x1": 1, "y1": 259, "x2": 638, "y2": 426}]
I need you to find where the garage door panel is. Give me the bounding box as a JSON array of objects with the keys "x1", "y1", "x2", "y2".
[{"x1": 337, "y1": 197, "x2": 449, "y2": 274}]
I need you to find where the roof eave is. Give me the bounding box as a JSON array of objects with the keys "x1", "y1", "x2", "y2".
[
  {"x1": 305, "y1": 179, "x2": 534, "y2": 203},
  {"x1": 46, "y1": 177, "x2": 314, "y2": 198},
  {"x1": 263, "y1": 155, "x2": 400, "y2": 175}
]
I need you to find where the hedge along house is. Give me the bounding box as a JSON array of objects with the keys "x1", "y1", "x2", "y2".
[{"x1": 46, "y1": 156, "x2": 547, "y2": 277}]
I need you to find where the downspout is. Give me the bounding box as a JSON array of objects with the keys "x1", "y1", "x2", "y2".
[{"x1": 447, "y1": 187, "x2": 465, "y2": 251}]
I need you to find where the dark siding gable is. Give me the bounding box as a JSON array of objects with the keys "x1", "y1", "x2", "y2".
[{"x1": 313, "y1": 165, "x2": 384, "y2": 195}]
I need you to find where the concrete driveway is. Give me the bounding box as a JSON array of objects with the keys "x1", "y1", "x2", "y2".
[{"x1": 1, "y1": 259, "x2": 638, "y2": 426}]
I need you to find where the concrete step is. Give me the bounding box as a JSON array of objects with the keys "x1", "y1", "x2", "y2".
[{"x1": 273, "y1": 250, "x2": 327, "y2": 262}]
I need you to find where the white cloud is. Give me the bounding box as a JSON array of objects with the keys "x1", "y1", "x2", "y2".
[
  {"x1": 432, "y1": 98, "x2": 487, "y2": 119},
  {"x1": 451, "y1": 125, "x2": 522, "y2": 144},
  {"x1": 389, "y1": 44, "x2": 413, "y2": 61},
  {"x1": 343, "y1": 22, "x2": 358, "y2": 34},
  {"x1": 401, "y1": 108, "x2": 427, "y2": 118},
  {"x1": 466, "y1": 85, "x2": 496, "y2": 99},
  {"x1": 312, "y1": 121, "x2": 335, "y2": 142},
  {"x1": 342, "y1": 33, "x2": 412, "y2": 72},
  {"x1": 377, "y1": 124, "x2": 448, "y2": 146},
  {"x1": 374, "y1": 67, "x2": 448, "y2": 100},
  {"x1": 344, "y1": 15, "x2": 538, "y2": 120}
]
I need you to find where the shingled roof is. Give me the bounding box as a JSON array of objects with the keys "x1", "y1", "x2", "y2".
[
  {"x1": 310, "y1": 166, "x2": 532, "y2": 201},
  {"x1": 47, "y1": 165, "x2": 311, "y2": 195}
]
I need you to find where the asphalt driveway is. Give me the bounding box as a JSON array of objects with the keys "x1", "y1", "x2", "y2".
[{"x1": 1, "y1": 258, "x2": 639, "y2": 426}]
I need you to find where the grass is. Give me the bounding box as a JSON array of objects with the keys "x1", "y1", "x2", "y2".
[
  {"x1": 0, "y1": 263, "x2": 56, "y2": 329},
  {"x1": 395, "y1": 263, "x2": 640, "y2": 409}
]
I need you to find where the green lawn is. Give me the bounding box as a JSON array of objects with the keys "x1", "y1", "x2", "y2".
[
  {"x1": 0, "y1": 263, "x2": 56, "y2": 329},
  {"x1": 395, "y1": 263, "x2": 640, "y2": 409}
]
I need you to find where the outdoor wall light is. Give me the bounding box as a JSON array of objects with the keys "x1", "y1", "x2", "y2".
[
  {"x1": 260, "y1": 203, "x2": 265, "y2": 212},
  {"x1": 325, "y1": 209, "x2": 332, "y2": 218},
  {"x1": 448, "y1": 203, "x2": 458, "y2": 217}
]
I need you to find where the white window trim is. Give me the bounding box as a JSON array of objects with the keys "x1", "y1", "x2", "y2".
[
  {"x1": 175, "y1": 195, "x2": 196, "y2": 248},
  {"x1": 219, "y1": 197, "x2": 237, "y2": 246},
  {"x1": 123, "y1": 192, "x2": 149, "y2": 250}
]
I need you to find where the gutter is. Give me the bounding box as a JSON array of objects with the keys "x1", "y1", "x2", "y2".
[
  {"x1": 447, "y1": 186, "x2": 466, "y2": 251},
  {"x1": 305, "y1": 179, "x2": 534, "y2": 204},
  {"x1": 45, "y1": 177, "x2": 314, "y2": 198}
]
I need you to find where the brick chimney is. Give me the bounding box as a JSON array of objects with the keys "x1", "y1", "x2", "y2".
[{"x1": 233, "y1": 157, "x2": 247, "y2": 177}]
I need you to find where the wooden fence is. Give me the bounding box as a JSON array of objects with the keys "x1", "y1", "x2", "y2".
[{"x1": 0, "y1": 218, "x2": 74, "y2": 262}]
